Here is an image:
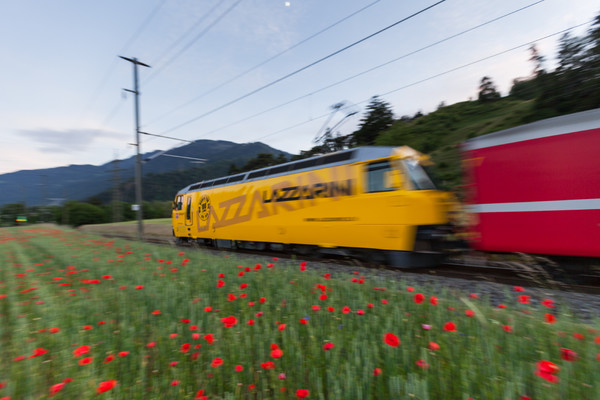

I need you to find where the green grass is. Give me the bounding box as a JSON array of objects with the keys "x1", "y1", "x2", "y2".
[{"x1": 0, "y1": 226, "x2": 598, "y2": 399}]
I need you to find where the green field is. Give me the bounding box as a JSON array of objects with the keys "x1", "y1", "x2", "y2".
[{"x1": 0, "y1": 226, "x2": 598, "y2": 399}]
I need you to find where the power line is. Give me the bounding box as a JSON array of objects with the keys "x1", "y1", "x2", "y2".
[
  {"x1": 169, "y1": 0, "x2": 546, "y2": 140},
  {"x1": 160, "y1": 0, "x2": 447, "y2": 135},
  {"x1": 84, "y1": 0, "x2": 166, "y2": 123},
  {"x1": 148, "y1": 0, "x2": 223, "y2": 68},
  {"x1": 251, "y1": 20, "x2": 594, "y2": 143},
  {"x1": 144, "y1": 0, "x2": 244, "y2": 85},
  {"x1": 145, "y1": 0, "x2": 383, "y2": 126}
]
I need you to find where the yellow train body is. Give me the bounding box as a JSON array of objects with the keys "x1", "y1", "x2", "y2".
[{"x1": 172, "y1": 146, "x2": 454, "y2": 267}]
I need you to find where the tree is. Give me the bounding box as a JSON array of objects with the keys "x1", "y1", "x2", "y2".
[
  {"x1": 528, "y1": 44, "x2": 546, "y2": 77},
  {"x1": 352, "y1": 96, "x2": 394, "y2": 146},
  {"x1": 557, "y1": 32, "x2": 585, "y2": 72},
  {"x1": 478, "y1": 76, "x2": 501, "y2": 103}
]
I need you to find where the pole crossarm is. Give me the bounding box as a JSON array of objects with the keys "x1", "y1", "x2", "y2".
[{"x1": 139, "y1": 131, "x2": 194, "y2": 143}]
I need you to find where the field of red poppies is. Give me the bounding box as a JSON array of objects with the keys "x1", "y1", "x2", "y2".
[{"x1": 0, "y1": 226, "x2": 598, "y2": 399}]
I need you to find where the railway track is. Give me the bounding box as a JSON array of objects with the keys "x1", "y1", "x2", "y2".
[{"x1": 93, "y1": 232, "x2": 600, "y2": 295}]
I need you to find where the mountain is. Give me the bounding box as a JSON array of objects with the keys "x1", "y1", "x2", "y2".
[{"x1": 0, "y1": 140, "x2": 289, "y2": 206}]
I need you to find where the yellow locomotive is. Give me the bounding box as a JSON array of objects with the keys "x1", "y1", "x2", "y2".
[{"x1": 172, "y1": 146, "x2": 455, "y2": 267}]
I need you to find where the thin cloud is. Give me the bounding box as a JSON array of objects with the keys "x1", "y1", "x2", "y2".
[{"x1": 19, "y1": 128, "x2": 125, "y2": 153}]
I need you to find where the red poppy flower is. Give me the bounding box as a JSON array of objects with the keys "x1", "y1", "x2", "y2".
[
  {"x1": 204, "y1": 306, "x2": 212, "y2": 312},
  {"x1": 469, "y1": 293, "x2": 479, "y2": 299},
  {"x1": 535, "y1": 360, "x2": 559, "y2": 383},
  {"x1": 573, "y1": 333, "x2": 585, "y2": 340},
  {"x1": 104, "y1": 355, "x2": 115, "y2": 363},
  {"x1": 503, "y1": 325, "x2": 513, "y2": 333},
  {"x1": 83, "y1": 325, "x2": 93, "y2": 330},
  {"x1": 513, "y1": 286, "x2": 524, "y2": 292},
  {"x1": 211, "y1": 358, "x2": 224, "y2": 368},
  {"x1": 342, "y1": 306, "x2": 351, "y2": 314},
  {"x1": 278, "y1": 324, "x2": 286, "y2": 331},
  {"x1": 49, "y1": 382, "x2": 66, "y2": 397},
  {"x1": 384, "y1": 332, "x2": 400, "y2": 347},
  {"x1": 221, "y1": 316, "x2": 238, "y2": 328},
  {"x1": 465, "y1": 310, "x2": 475, "y2": 317},
  {"x1": 261, "y1": 361, "x2": 276, "y2": 370},
  {"x1": 180, "y1": 343, "x2": 191, "y2": 353},
  {"x1": 240, "y1": 283, "x2": 248, "y2": 289},
  {"x1": 97, "y1": 380, "x2": 117, "y2": 394},
  {"x1": 518, "y1": 295, "x2": 530, "y2": 304},
  {"x1": 217, "y1": 280, "x2": 225, "y2": 288},
  {"x1": 541, "y1": 298, "x2": 555, "y2": 308},
  {"x1": 79, "y1": 357, "x2": 93, "y2": 365},
  {"x1": 430, "y1": 296, "x2": 438, "y2": 305},
  {"x1": 147, "y1": 342, "x2": 156, "y2": 348},
  {"x1": 299, "y1": 318, "x2": 308, "y2": 325},
  {"x1": 373, "y1": 368, "x2": 382, "y2": 376},
  {"x1": 259, "y1": 297, "x2": 266, "y2": 303},
  {"x1": 416, "y1": 359, "x2": 429, "y2": 369},
  {"x1": 312, "y1": 305, "x2": 320, "y2": 311},
  {"x1": 560, "y1": 348, "x2": 578, "y2": 362},
  {"x1": 319, "y1": 294, "x2": 328, "y2": 301},
  {"x1": 443, "y1": 322, "x2": 456, "y2": 331},
  {"x1": 327, "y1": 306, "x2": 335, "y2": 312},
  {"x1": 296, "y1": 389, "x2": 310, "y2": 398},
  {"x1": 323, "y1": 342, "x2": 335, "y2": 351},
  {"x1": 247, "y1": 319, "x2": 255, "y2": 325},
  {"x1": 414, "y1": 293, "x2": 425, "y2": 304},
  {"x1": 407, "y1": 286, "x2": 414, "y2": 292},
  {"x1": 135, "y1": 285, "x2": 144, "y2": 290},
  {"x1": 235, "y1": 365, "x2": 244, "y2": 372},
  {"x1": 73, "y1": 345, "x2": 90, "y2": 358},
  {"x1": 545, "y1": 314, "x2": 556, "y2": 323},
  {"x1": 428, "y1": 342, "x2": 440, "y2": 351},
  {"x1": 204, "y1": 334, "x2": 214, "y2": 344},
  {"x1": 271, "y1": 348, "x2": 284, "y2": 358}
]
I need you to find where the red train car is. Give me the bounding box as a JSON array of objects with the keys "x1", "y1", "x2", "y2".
[{"x1": 462, "y1": 108, "x2": 600, "y2": 258}]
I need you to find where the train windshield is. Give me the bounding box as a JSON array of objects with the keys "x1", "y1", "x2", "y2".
[{"x1": 402, "y1": 159, "x2": 437, "y2": 190}]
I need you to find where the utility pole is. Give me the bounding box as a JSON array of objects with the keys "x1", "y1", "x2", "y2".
[{"x1": 119, "y1": 56, "x2": 150, "y2": 241}]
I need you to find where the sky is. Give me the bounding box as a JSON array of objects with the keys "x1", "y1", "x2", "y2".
[{"x1": 0, "y1": 0, "x2": 597, "y2": 175}]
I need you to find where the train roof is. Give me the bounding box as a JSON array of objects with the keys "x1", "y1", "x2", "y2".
[
  {"x1": 176, "y1": 146, "x2": 403, "y2": 195},
  {"x1": 462, "y1": 107, "x2": 600, "y2": 151}
]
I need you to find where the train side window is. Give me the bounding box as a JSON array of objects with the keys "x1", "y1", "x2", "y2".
[
  {"x1": 185, "y1": 196, "x2": 192, "y2": 220},
  {"x1": 174, "y1": 195, "x2": 183, "y2": 211},
  {"x1": 366, "y1": 160, "x2": 395, "y2": 192}
]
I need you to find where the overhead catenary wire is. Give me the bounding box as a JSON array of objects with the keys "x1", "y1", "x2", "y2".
[
  {"x1": 84, "y1": 0, "x2": 167, "y2": 125},
  {"x1": 249, "y1": 20, "x2": 594, "y2": 143},
  {"x1": 160, "y1": 0, "x2": 447, "y2": 135},
  {"x1": 143, "y1": 0, "x2": 244, "y2": 85},
  {"x1": 148, "y1": 0, "x2": 223, "y2": 68},
  {"x1": 167, "y1": 0, "x2": 546, "y2": 141},
  {"x1": 145, "y1": 0, "x2": 383, "y2": 126}
]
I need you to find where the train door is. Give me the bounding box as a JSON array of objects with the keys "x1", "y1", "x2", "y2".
[
  {"x1": 184, "y1": 194, "x2": 193, "y2": 227},
  {"x1": 172, "y1": 195, "x2": 185, "y2": 236}
]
